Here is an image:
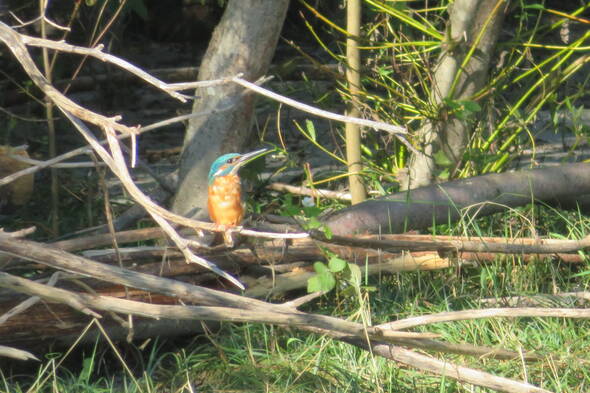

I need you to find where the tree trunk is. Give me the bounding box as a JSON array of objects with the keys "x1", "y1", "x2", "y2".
[
  {"x1": 172, "y1": 0, "x2": 290, "y2": 220},
  {"x1": 404, "y1": 0, "x2": 508, "y2": 189}
]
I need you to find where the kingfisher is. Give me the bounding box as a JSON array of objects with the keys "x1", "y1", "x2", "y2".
[{"x1": 207, "y1": 148, "x2": 268, "y2": 245}]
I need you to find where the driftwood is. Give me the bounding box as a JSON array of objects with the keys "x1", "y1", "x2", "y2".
[{"x1": 323, "y1": 162, "x2": 590, "y2": 235}]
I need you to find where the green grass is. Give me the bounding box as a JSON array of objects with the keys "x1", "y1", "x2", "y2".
[{"x1": 3, "y1": 205, "x2": 590, "y2": 393}]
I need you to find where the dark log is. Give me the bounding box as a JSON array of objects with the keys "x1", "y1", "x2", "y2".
[
  {"x1": 323, "y1": 163, "x2": 590, "y2": 235},
  {"x1": 0, "y1": 288, "x2": 202, "y2": 349}
]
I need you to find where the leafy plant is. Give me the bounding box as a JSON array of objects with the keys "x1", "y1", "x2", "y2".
[
  {"x1": 298, "y1": 0, "x2": 590, "y2": 186},
  {"x1": 306, "y1": 253, "x2": 362, "y2": 295}
]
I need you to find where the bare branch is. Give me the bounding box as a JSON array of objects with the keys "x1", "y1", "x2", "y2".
[
  {"x1": 268, "y1": 182, "x2": 352, "y2": 201},
  {"x1": 0, "y1": 21, "x2": 139, "y2": 136},
  {"x1": 380, "y1": 307, "x2": 590, "y2": 331},
  {"x1": 0, "y1": 345, "x2": 39, "y2": 361},
  {"x1": 313, "y1": 231, "x2": 590, "y2": 254},
  {"x1": 347, "y1": 338, "x2": 550, "y2": 393}
]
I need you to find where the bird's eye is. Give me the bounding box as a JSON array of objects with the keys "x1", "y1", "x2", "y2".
[{"x1": 227, "y1": 157, "x2": 237, "y2": 164}]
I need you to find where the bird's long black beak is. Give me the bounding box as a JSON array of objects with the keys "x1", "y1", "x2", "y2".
[{"x1": 228, "y1": 148, "x2": 269, "y2": 175}]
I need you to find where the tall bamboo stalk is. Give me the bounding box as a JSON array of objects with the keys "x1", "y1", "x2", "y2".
[{"x1": 345, "y1": 0, "x2": 366, "y2": 204}]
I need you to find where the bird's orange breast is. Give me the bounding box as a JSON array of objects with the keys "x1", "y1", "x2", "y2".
[{"x1": 208, "y1": 175, "x2": 244, "y2": 226}]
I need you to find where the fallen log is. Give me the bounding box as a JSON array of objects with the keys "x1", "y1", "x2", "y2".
[{"x1": 322, "y1": 162, "x2": 590, "y2": 235}]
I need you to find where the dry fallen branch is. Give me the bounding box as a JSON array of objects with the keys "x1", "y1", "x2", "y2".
[
  {"x1": 0, "y1": 266, "x2": 545, "y2": 392},
  {"x1": 480, "y1": 292, "x2": 590, "y2": 307},
  {"x1": 0, "y1": 271, "x2": 60, "y2": 326},
  {"x1": 268, "y1": 182, "x2": 352, "y2": 201},
  {"x1": 314, "y1": 231, "x2": 590, "y2": 255},
  {"x1": 323, "y1": 162, "x2": 590, "y2": 235},
  {"x1": 379, "y1": 307, "x2": 590, "y2": 331},
  {"x1": 346, "y1": 338, "x2": 550, "y2": 393},
  {"x1": 0, "y1": 345, "x2": 39, "y2": 362}
]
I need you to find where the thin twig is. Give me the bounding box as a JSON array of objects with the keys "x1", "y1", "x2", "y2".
[
  {"x1": 231, "y1": 76, "x2": 416, "y2": 153},
  {"x1": 0, "y1": 105, "x2": 236, "y2": 187},
  {"x1": 268, "y1": 182, "x2": 352, "y2": 201}
]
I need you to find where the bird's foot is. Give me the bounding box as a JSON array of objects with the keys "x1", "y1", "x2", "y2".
[{"x1": 222, "y1": 231, "x2": 235, "y2": 248}]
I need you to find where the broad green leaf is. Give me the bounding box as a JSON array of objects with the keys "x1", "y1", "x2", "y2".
[
  {"x1": 317, "y1": 272, "x2": 336, "y2": 291},
  {"x1": 303, "y1": 206, "x2": 322, "y2": 218},
  {"x1": 307, "y1": 275, "x2": 323, "y2": 292},
  {"x1": 462, "y1": 100, "x2": 481, "y2": 113},
  {"x1": 313, "y1": 261, "x2": 329, "y2": 274},
  {"x1": 443, "y1": 98, "x2": 461, "y2": 110},
  {"x1": 307, "y1": 272, "x2": 336, "y2": 293},
  {"x1": 328, "y1": 256, "x2": 348, "y2": 273}
]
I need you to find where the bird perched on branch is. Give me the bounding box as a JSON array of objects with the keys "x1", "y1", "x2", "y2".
[{"x1": 207, "y1": 148, "x2": 268, "y2": 246}]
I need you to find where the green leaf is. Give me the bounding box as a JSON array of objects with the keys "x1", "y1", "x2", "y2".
[
  {"x1": 306, "y1": 216, "x2": 323, "y2": 229},
  {"x1": 323, "y1": 225, "x2": 333, "y2": 240},
  {"x1": 307, "y1": 272, "x2": 336, "y2": 293},
  {"x1": 282, "y1": 195, "x2": 300, "y2": 216},
  {"x1": 328, "y1": 256, "x2": 348, "y2": 273},
  {"x1": 437, "y1": 168, "x2": 450, "y2": 181},
  {"x1": 283, "y1": 204, "x2": 300, "y2": 217},
  {"x1": 524, "y1": 4, "x2": 545, "y2": 10},
  {"x1": 462, "y1": 100, "x2": 481, "y2": 113},
  {"x1": 307, "y1": 275, "x2": 323, "y2": 292},
  {"x1": 443, "y1": 98, "x2": 461, "y2": 110},
  {"x1": 346, "y1": 263, "x2": 362, "y2": 286},
  {"x1": 303, "y1": 206, "x2": 322, "y2": 218},
  {"x1": 305, "y1": 119, "x2": 317, "y2": 142},
  {"x1": 433, "y1": 150, "x2": 452, "y2": 167},
  {"x1": 313, "y1": 261, "x2": 329, "y2": 274}
]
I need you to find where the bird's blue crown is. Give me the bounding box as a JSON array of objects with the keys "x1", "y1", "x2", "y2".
[{"x1": 208, "y1": 153, "x2": 240, "y2": 184}]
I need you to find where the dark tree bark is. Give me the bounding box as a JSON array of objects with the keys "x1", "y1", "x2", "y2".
[
  {"x1": 323, "y1": 163, "x2": 590, "y2": 235},
  {"x1": 172, "y1": 0, "x2": 290, "y2": 220}
]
